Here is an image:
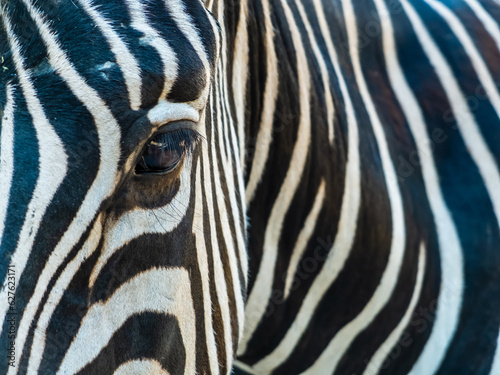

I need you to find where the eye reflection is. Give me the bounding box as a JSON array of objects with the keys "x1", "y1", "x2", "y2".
[
  {"x1": 142, "y1": 141, "x2": 182, "y2": 172},
  {"x1": 135, "y1": 129, "x2": 200, "y2": 175}
]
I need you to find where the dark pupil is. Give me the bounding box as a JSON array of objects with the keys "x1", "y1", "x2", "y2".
[{"x1": 137, "y1": 134, "x2": 183, "y2": 174}]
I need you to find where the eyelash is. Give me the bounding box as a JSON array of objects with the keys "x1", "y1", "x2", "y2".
[{"x1": 135, "y1": 128, "x2": 202, "y2": 175}]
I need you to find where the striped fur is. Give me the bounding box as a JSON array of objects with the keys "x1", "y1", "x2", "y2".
[
  {"x1": 0, "y1": 0, "x2": 246, "y2": 373},
  {"x1": 1, "y1": 0, "x2": 500, "y2": 374},
  {"x1": 229, "y1": 0, "x2": 500, "y2": 374}
]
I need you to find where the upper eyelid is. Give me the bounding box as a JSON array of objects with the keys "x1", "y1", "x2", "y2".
[{"x1": 155, "y1": 120, "x2": 199, "y2": 135}]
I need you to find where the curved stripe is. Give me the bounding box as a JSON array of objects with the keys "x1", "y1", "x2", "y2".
[
  {"x1": 77, "y1": 0, "x2": 142, "y2": 110},
  {"x1": 58, "y1": 268, "x2": 196, "y2": 375},
  {"x1": 375, "y1": 1, "x2": 465, "y2": 374},
  {"x1": 0, "y1": 10, "x2": 68, "y2": 343},
  {"x1": 244, "y1": 0, "x2": 279, "y2": 204},
  {"x1": 249, "y1": 0, "x2": 362, "y2": 365},
  {"x1": 294, "y1": 0, "x2": 335, "y2": 144},
  {"x1": 89, "y1": 158, "x2": 192, "y2": 288},
  {"x1": 239, "y1": 0, "x2": 312, "y2": 356},
  {"x1": 8, "y1": 1, "x2": 122, "y2": 370},
  {"x1": 402, "y1": 0, "x2": 500, "y2": 231},
  {"x1": 425, "y1": 0, "x2": 500, "y2": 126},
  {"x1": 114, "y1": 360, "x2": 171, "y2": 375},
  {"x1": 302, "y1": 0, "x2": 408, "y2": 370},
  {"x1": 364, "y1": 243, "x2": 426, "y2": 375},
  {"x1": 27, "y1": 217, "x2": 103, "y2": 375},
  {"x1": 284, "y1": 179, "x2": 325, "y2": 299},
  {"x1": 0, "y1": 84, "x2": 15, "y2": 249},
  {"x1": 163, "y1": 0, "x2": 212, "y2": 110},
  {"x1": 124, "y1": 0, "x2": 178, "y2": 99},
  {"x1": 194, "y1": 162, "x2": 220, "y2": 375}
]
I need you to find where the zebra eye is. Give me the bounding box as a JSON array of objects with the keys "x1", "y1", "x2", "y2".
[{"x1": 135, "y1": 128, "x2": 200, "y2": 175}]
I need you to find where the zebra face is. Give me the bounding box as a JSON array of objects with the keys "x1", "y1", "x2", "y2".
[{"x1": 0, "y1": 1, "x2": 246, "y2": 374}]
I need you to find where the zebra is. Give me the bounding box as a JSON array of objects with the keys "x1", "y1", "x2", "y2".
[{"x1": 1, "y1": 0, "x2": 500, "y2": 374}]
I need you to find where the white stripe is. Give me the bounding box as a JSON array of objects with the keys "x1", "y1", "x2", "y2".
[
  {"x1": 7, "y1": 1, "x2": 122, "y2": 369},
  {"x1": 216, "y1": 12, "x2": 249, "y2": 285},
  {"x1": 203, "y1": 92, "x2": 234, "y2": 368},
  {"x1": 58, "y1": 268, "x2": 196, "y2": 375},
  {"x1": 210, "y1": 82, "x2": 246, "y2": 343},
  {"x1": 113, "y1": 360, "x2": 171, "y2": 375},
  {"x1": 233, "y1": 360, "x2": 256, "y2": 374},
  {"x1": 163, "y1": 0, "x2": 212, "y2": 110},
  {"x1": 0, "y1": 10, "x2": 68, "y2": 345},
  {"x1": 425, "y1": 0, "x2": 500, "y2": 129},
  {"x1": 410, "y1": 0, "x2": 500, "y2": 232},
  {"x1": 284, "y1": 180, "x2": 325, "y2": 299},
  {"x1": 302, "y1": 0, "x2": 407, "y2": 370},
  {"x1": 463, "y1": 0, "x2": 500, "y2": 53},
  {"x1": 232, "y1": 0, "x2": 249, "y2": 167},
  {"x1": 239, "y1": 0, "x2": 312, "y2": 356},
  {"x1": 27, "y1": 217, "x2": 103, "y2": 375},
  {"x1": 248, "y1": 0, "x2": 362, "y2": 365},
  {"x1": 364, "y1": 243, "x2": 426, "y2": 375},
  {"x1": 226, "y1": 94, "x2": 249, "y2": 285},
  {"x1": 490, "y1": 328, "x2": 500, "y2": 375},
  {"x1": 194, "y1": 161, "x2": 220, "y2": 375},
  {"x1": 77, "y1": 0, "x2": 142, "y2": 110},
  {"x1": 0, "y1": 84, "x2": 15, "y2": 249},
  {"x1": 124, "y1": 0, "x2": 178, "y2": 99},
  {"x1": 89, "y1": 158, "x2": 192, "y2": 288},
  {"x1": 294, "y1": 0, "x2": 335, "y2": 144},
  {"x1": 244, "y1": 0, "x2": 279, "y2": 204},
  {"x1": 375, "y1": 1, "x2": 465, "y2": 373},
  {"x1": 216, "y1": 78, "x2": 249, "y2": 289}
]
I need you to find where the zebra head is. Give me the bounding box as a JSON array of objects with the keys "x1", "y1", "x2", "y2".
[{"x1": 0, "y1": 0, "x2": 246, "y2": 374}]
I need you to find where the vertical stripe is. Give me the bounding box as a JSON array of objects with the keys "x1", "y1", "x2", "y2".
[
  {"x1": 375, "y1": 1, "x2": 465, "y2": 374},
  {"x1": 216, "y1": 11, "x2": 249, "y2": 284},
  {"x1": 204, "y1": 93, "x2": 233, "y2": 369},
  {"x1": 194, "y1": 162, "x2": 219, "y2": 375},
  {"x1": 244, "y1": 0, "x2": 279, "y2": 204},
  {"x1": 0, "y1": 84, "x2": 15, "y2": 249},
  {"x1": 283, "y1": 179, "x2": 325, "y2": 299},
  {"x1": 249, "y1": 0, "x2": 362, "y2": 364},
  {"x1": 232, "y1": 0, "x2": 249, "y2": 167},
  {"x1": 294, "y1": 0, "x2": 335, "y2": 144},
  {"x1": 211, "y1": 80, "x2": 246, "y2": 343},
  {"x1": 364, "y1": 243, "x2": 426, "y2": 375},
  {"x1": 302, "y1": 0, "x2": 407, "y2": 370},
  {"x1": 239, "y1": 0, "x2": 312, "y2": 356}
]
